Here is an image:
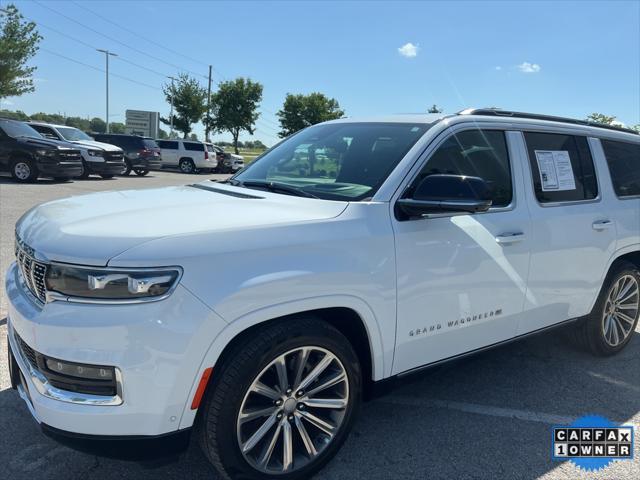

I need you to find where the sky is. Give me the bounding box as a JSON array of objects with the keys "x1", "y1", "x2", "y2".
[{"x1": 2, "y1": 0, "x2": 639, "y2": 146}]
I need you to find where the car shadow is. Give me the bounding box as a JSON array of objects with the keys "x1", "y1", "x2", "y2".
[{"x1": 0, "y1": 327, "x2": 638, "y2": 479}]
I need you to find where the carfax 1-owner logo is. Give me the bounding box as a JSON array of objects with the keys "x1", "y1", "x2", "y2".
[{"x1": 552, "y1": 415, "x2": 634, "y2": 472}]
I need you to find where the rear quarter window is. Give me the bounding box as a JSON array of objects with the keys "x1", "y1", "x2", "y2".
[
  {"x1": 524, "y1": 132, "x2": 598, "y2": 203},
  {"x1": 601, "y1": 139, "x2": 640, "y2": 197}
]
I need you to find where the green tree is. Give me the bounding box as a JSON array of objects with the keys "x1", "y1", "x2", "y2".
[
  {"x1": 29, "y1": 112, "x2": 65, "y2": 124},
  {"x1": 189, "y1": 133, "x2": 198, "y2": 140},
  {"x1": 632, "y1": 124, "x2": 640, "y2": 133},
  {"x1": 427, "y1": 104, "x2": 443, "y2": 113},
  {"x1": 0, "y1": 5, "x2": 42, "y2": 99},
  {"x1": 586, "y1": 113, "x2": 617, "y2": 125},
  {"x1": 277, "y1": 92, "x2": 344, "y2": 137},
  {"x1": 161, "y1": 73, "x2": 207, "y2": 138},
  {"x1": 110, "y1": 122, "x2": 125, "y2": 134},
  {"x1": 89, "y1": 117, "x2": 107, "y2": 133},
  {"x1": 0, "y1": 108, "x2": 29, "y2": 120},
  {"x1": 65, "y1": 116, "x2": 90, "y2": 131},
  {"x1": 207, "y1": 77, "x2": 263, "y2": 154},
  {"x1": 157, "y1": 128, "x2": 168, "y2": 139}
]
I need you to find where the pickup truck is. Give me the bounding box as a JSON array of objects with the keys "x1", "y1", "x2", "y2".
[{"x1": 5, "y1": 109, "x2": 639, "y2": 479}]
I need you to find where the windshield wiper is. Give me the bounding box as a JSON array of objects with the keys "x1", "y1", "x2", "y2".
[{"x1": 232, "y1": 180, "x2": 319, "y2": 198}]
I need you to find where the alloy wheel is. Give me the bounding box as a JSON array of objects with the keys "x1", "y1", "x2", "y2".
[
  {"x1": 602, "y1": 274, "x2": 639, "y2": 347},
  {"x1": 236, "y1": 346, "x2": 349, "y2": 474}
]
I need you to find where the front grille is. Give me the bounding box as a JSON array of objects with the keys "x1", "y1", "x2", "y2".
[
  {"x1": 58, "y1": 150, "x2": 82, "y2": 162},
  {"x1": 105, "y1": 151, "x2": 124, "y2": 162},
  {"x1": 15, "y1": 234, "x2": 48, "y2": 303}
]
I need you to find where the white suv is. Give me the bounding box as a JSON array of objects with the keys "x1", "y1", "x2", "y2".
[
  {"x1": 156, "y1": 139, "x2": 218, "y2": 173},
  {"x1": 6, "y1": 109, "x2": 640, "y2": 479}
]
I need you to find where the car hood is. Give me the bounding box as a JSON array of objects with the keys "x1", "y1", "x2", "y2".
[
  {"x1": 15, "y1": 182, "x2": 348, "y2": 266},
  {"x1": 69, "y1": 139, "x2": 123, "y2": 152},
  {"x1": 16, "y1": 136, "x2": 77, "y2": 150}
]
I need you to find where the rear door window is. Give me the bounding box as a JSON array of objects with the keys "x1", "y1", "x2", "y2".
[
  {"x1": 184, "y1": 142, "x2": 204, "y2": 151},
  {"x1": 524, "y1": 132, "x2": 598, "y2": 203},
  {"x1": 158, "y1": 140, "x2": 179, "y2": 149},
  {"x1": 601, "y1": 139, "x2": 640, "y2": 197},
  {"x1": 30, "y1": 125, "x2": 59, "y2": 140}
]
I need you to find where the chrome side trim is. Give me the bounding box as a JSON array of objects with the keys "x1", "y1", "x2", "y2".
[{"x1": 8, "y1": 324, "x2": 124, "y2": 406}]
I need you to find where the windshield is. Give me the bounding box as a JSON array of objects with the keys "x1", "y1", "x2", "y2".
[
  {"x1": 234, "y1": 122, "x2": 430, "y2": 201},
  {"x1": 57, "y1": 126, "x2": 93, "y2": 141},
  {"x1": 0, "y1": 120, "x2": 43, "y2": 139}
]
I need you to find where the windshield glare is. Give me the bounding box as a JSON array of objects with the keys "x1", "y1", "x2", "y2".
[
  {"x1": 58, "y1": 127, "x2": 93, "y2": 141},
  {"x1": 0, "y1": 120, "x2": 43, "y2": 139},
  {"x1": 234, "y1": 122, "x2": 430, "y2": 201}
]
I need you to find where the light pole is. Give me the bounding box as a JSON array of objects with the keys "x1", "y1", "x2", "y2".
[
  {"x1": 97, "y1": 49, "x2": 118, "y2": 133},
  {"x1": 167, "y1": 76, "x2": 177, "y2": 138}
]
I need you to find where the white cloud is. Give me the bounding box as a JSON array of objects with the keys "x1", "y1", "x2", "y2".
[
  {"x1": 495, "y1": 66, "x2": 502, "y2": 71},
  {"x1": 517, "y1": 62, "x2": 541, "y2": 73},
  {"x1": 398, "y1": 42, "x2": 419, "y2": 58},
  {"x1": 1, "y1": 99, "x2": 14, "y2": 106}
]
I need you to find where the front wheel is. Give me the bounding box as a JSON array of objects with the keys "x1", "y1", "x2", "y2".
[
  {"x1": 569, "y1": 261, "x2": 639, "y2": 356},
  {"x1": 198, "y1": 318, "x2": 361, "y2": 480},
  {"x1": 11, "y1": 158, "x2": 38, "y2": 182},
  {"x1": 133, "y1": 168, "x2": 149, "y2": 176},
  {"x1": 179, "y1": 158, "x2": 196, "y2": 174}
]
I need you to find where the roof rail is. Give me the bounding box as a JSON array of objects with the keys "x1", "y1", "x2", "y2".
[{"x1": 458, "y1": 108, "x2": 639, "y2": 135}]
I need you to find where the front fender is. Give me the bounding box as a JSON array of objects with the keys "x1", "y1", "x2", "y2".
[{"x1": 177, "y1": 293, "x2": 389, "y2": 430}]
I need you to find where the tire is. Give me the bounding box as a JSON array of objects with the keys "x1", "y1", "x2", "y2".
[
  {"x1": 100, "y1": 174, "x2": 115, "y2": 179},
  {"x1": 198, "y1": 318, "x2": 361, "y2": 480},
  {"x1": 569, "y1": 261, "x2": 640, "y2": 356},
  {"x1": 10, "y1": 158, "x2": 38, "y2": 183},
  {"x1": 121, "y1": 161, "x2": 132, "y2": 176},
  {"x1": 78, "y1": 161, "x2": 90, "y2": 179},
  {"x1": 179, "y1": 158, "x2": 196, "y2": 174},
  {"x1": 133, "y1": 168, "x2": 149, "y2": 176}
]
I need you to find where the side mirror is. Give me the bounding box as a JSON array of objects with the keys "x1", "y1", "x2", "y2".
[{"x1": 396, "y1": 174, "x2": 493, "y2": 218}]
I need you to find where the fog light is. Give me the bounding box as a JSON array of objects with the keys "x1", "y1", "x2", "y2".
[{"x1": 45, "y1": 357, "x2": 114, "y2": 381}]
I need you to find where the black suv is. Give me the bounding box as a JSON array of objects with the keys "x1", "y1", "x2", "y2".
[
  {"x1": 93, "y1": 134, "x2": 162, "y2": 176},
  {"x1": 0, "y1": 119, "x2": 83, "y2": 182}
]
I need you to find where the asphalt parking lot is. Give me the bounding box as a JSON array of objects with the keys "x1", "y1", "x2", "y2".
[{"x1": 0, "y1": 171, "x2": 638, "y2": 480}]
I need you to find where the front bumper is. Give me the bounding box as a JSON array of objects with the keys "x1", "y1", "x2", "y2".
[
  {"x1": 86, "y1": 160, "x2": 126, "y2": 175},
  {"x1": 5, "y1": 262, "x2": 225, "y2": 437},
  {"x1": 37, "y1": 161, "x2": 83, "y2": 178}
]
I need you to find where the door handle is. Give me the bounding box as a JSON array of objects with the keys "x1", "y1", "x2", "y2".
[
  {"x1": 592, "y1": 220, "x2": 613, "y2": 231},
  {"x1": 495, "y1": 232, "x2": 526, "y2": 244}
]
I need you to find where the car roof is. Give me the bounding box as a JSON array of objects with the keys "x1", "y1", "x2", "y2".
[{"x1": 27, "y1": 122, "x2": 70, "y2": 129}]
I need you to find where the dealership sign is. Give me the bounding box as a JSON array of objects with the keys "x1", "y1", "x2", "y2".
[{"x1": 125, "y1": 110, "x2": 160, "y2": 138}]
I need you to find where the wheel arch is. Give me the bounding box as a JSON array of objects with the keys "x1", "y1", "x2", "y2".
[
  {"x1": 179, "y1": 298, "x2": 386, "y2": 430},
  {"x1": 589, "y1": 245, "x2": 640, "y2": 313}
]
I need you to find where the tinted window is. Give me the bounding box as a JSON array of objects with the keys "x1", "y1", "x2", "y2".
[
  {"x1": 143, "y1": 138, "x2": 158, "y2": 149},
  {"x1": 184, "y1": 142, "x2": 204, "y2": 151},
  {"x1": 525, "y1": 132, "x2": 598, "y2": 203},
  {"x1": 410, "y1": 129, "x2": 512, "y2": 207},
  {"x1": 30, "y1": 125, "x2": 59, "y2": 139},
  {"x1": 158, "y1": 140, "x2": 179, "y2": 149},
  {"x1": 601, "y1": 139, "x2": 640, "y2": 197},
  {"x1": 236, "y1": 122, "x2": 430, "y2": 201},
  {"x1": 0, "y1": 120, "x2": 42, "y2": 139}
]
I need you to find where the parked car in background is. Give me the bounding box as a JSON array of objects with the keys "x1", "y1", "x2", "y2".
[
  {"x1": 93, "y1": 134, "x2": 162, "y2": 176},
  {"x1": 156, "y1": 139, "x2": 218, "y2": 173},
  {"x1": 0, "y1": 118, "x2": 83, "y2": 182},
  {"x1": 214, "y1": 145, "x2": 245, "y2": 173},
  {"x1": 27, "y1": 123, "x2": 126, "y2": 179}
]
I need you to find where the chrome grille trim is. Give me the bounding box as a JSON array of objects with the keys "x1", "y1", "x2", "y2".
[{"x1": 15, "y1": 234, "x2": 48, "y2": 304}]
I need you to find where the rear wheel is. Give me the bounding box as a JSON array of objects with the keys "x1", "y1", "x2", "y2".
[
  {"x1": 569, "y1": 261, "x2": 640, "y2": 356},
  {"x1": 198, "y1": 318, "x2": 361, "y2": 480},
  {"x1": 133, "y1": 168, "x2": 149, "y2": 176},
  {"x1": 10, "y1": 158, "x2": 38, "y2": 182},
  {"x1": 179, "y1": 158, "x2": 196, "y2": 174}
]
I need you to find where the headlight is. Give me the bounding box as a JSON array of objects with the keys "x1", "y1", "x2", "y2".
[
  {"x1": 87, "y1": 149, "x2": 104, "y2": 157},
  {"x1": 35, "y1": 149, "x2": 56, "y2": 158},
  {"x1": 46, "y1": 265, "x2": 181, "y2": 302}
]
